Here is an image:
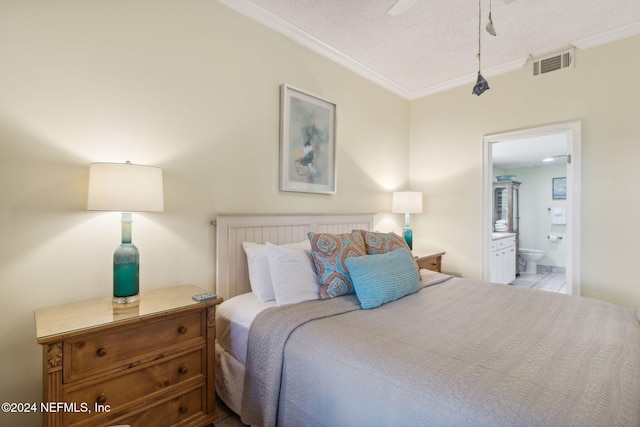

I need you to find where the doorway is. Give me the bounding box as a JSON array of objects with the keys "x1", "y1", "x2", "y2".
[{"x1": 482, "y1": 122, "x2": 581, "y2": 295}]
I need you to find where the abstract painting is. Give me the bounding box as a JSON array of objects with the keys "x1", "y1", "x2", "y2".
[{"x1": 280, "y1": 84, "x2": 336, "y2": 194}]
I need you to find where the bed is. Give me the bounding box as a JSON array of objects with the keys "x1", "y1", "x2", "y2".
[{"x1": 214, "y1": 213, "x2": 640, "y2": 427}]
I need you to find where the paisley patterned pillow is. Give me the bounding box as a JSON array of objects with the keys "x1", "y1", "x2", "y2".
[
  {"x1": 359, "y1": 230, "x2": 411, "y2": 255},
  {"x1": 308, "y1": 230, "x2": 367, "y2": 299}
]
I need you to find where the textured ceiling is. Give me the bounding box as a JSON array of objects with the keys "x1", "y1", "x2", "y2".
[{"x1": 219, "y1": 0, "x2": 640, "y2": 99}]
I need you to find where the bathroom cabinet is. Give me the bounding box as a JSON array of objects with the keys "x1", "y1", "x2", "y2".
[
  {"x1": 490, "y1": 235, "x2": 517, "y2": 284},
  {"x1": 493, "y1": 180, "x2": 520, "y2": 274}
]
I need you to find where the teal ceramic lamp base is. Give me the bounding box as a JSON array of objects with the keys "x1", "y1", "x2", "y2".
[
  {"x1": 402, "y1": 226, "x2": 413, "y2": 250},
  {"x1": 113, "y1": 213, "x2": 140, "y2": 304},
  {"x1": 403, "y1": 212, "x2": 413, "y2": 250}
]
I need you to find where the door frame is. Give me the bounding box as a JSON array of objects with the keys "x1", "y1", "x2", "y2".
[{"x1": 482, "y1": 121, "x2": 581, "y2": 295}]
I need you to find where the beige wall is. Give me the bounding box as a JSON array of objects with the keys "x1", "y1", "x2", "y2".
[
  {"x1": 2, "y1": 2, "x2": 640, "y2": 425},
  {"x1": 409, "y1": 34, "x2": 640, "y2": 310},
  {"x1": 0, "y1": 2, "x2": 408, "y2": 424}
]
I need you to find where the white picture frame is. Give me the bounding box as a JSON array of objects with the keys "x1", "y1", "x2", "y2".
[{"x1": 553, "y1": 177, "x2": 566, "y2": 200}]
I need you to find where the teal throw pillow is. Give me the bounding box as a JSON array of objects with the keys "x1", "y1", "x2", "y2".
[{"x1": 345, "y1": 248, "x2": 420, "y2": 309}]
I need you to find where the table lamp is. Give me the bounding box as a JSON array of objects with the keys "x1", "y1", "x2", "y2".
[
  {"x1": 87, "y1": 161, "x2": 164, "y2": 303},
  {"x1": 392, "y1": 190, "x2": 423, "y2": 250}
]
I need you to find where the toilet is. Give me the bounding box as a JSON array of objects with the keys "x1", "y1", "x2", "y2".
[{"x1": 519, "y1": 248, "x2": 545, "y2": 274}]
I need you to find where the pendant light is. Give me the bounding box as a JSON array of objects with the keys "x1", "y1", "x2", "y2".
[{"x1": 472, "y1": 0, "x2": 490, "y2": 96}]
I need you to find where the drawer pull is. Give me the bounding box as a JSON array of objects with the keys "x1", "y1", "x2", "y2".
[
  {"x1": 179, "y1": 404, "x2": 188, "y2": 414},
  {"x1": 177, "y1": 325, "x2": 188, "y2": 335},
  {"x1": 96, "y1": 348, "x2": 107, "y2": 357},
  {"x1": 178, "y1": 365, "x2": 188, "y2": 375},
  {"x1": 96, "y1": 393, "x2": 107, "y2": 405}
]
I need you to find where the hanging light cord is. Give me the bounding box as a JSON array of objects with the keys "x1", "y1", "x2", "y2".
[
  {"x1": 472, "y1": 0, "x2": 490, "y2": 95},
  {"x1": 478, "y1": 0, "x2": 482, "y2": 73}
]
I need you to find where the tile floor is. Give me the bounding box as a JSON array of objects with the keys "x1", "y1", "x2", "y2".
[{"x1": 510, "y1": 271, "x2": 566, "y2": 294}]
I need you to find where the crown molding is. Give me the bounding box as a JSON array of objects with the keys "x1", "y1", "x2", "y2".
[
  {"x1": 408, "y1": 57, "x2": 530, "y2": 99},
  {"x1": 218, "y1": 1, "x2": 639, "y2": 100},
  {"x1": 572, "y1": 21, "x2": 640, "y2": 49},
  {"x1": 218, "y1": 0, "x2": 414, "y2": 99}
]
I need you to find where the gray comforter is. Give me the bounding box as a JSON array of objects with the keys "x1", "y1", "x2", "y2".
[{"x1": 241, "y1": 272, "x2": 640, "y2": 426}]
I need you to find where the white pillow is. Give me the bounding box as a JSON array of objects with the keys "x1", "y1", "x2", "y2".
[
  {"x1": 242, "y1": 240, "x2": 312, "y2": 302},
  {"x1": 266, "y1": 242, "x2": 320, "y2": 306},
  {"x1": 242, "y1": 242, "x2": 275, "y2": 302}
]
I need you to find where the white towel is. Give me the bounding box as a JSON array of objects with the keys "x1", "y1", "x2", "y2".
[{"x1": 551, "y1": 207, "x2": 566, "y2": 225}]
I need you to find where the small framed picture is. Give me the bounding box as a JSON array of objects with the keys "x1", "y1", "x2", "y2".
[
  {"x1": 552, "y1": 177, "x2": 566, "y2": 200},
  {"x1": 280, "y1": 84, "x2": 336, "y2": 194}
]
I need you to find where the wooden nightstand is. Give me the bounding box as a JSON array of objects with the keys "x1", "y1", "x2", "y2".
[
  {"x1": 35, "y1": 285, "x2": 222, "y2": 427},
  {"x1": 413, "y1": 250, "x2": 445, "y2": 272}
]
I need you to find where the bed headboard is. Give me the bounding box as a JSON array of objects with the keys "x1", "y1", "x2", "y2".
[{"x1": 215, "y1": 213, "x2": 375, "y2": 300}]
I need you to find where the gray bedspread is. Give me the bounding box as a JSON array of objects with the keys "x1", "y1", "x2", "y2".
[{"x1": 241, "y1": 272, "x2": 640, "y2": 427}]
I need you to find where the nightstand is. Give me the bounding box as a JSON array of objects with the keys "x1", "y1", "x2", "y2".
[
  {"x1": 35, "y1": 285, "x2": 222, "y2": 427},
  {"x1": 413, "y1": 250, "x2": 445, "y2": 272}
]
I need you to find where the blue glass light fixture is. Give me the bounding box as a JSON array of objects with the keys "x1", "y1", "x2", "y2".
[
  {"x1": 88, "y1": 161, "x2": 164, "y2": 303},
  {"x1": 473, "y1": 73, "x2": 490, "y2": 96},
  {"x1": 392, "y1": 191, "x2": 423, "y2": 250}
]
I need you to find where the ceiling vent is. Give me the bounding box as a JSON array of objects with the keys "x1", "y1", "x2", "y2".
[{"x1": 532, "y1": 48, "x2": 574, "y2": 77}]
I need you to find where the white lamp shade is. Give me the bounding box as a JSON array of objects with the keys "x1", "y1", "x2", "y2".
[
  {"x1": 392, "y1": 191, "x2": 423, "y2": 214},
  {"x1": 88, "y1": 162, "x2": 164, "y2": 212}
]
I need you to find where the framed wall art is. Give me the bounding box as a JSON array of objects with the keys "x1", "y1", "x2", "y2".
[
  {"x1": 280, "y1": 84, "x2": 336, "y2": 194},
  {"x1": 552, "y1": 177, "x2": 566, "y2": 200}
]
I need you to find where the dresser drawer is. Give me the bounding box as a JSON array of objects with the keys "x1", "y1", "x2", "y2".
[
  {"x1": 416, "y1": 256, "x2": 440, "y2": 271},
  {"x1": 491, "y1": 236, "x2": 516, "y2": 251},
  {"x1": 37, "y1": 285, "x2": 221, "y2": 427},
  {"x1": 64, "y1": 348, "x2": 204, "y2": 425},
  {"x1": 113, "y1": 386, "x2": 206, "y2": 427},
  {"x1": 64, "y1": 310, "x2": 204, "y2": 383}
]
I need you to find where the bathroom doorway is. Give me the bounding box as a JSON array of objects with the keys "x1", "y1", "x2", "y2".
[{"x1": 482, "y1": 122, "x2": 581, "y2": 296}]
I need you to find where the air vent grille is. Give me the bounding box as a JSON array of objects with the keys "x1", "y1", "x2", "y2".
[{"x1": 532, "y1": 49, "x2": 574, "y2": 76}]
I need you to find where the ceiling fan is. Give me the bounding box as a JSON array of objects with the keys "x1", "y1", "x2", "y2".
[
  {"x1": 387, "y1": 0, "x2": 419, "y2": 16},
  {"x1": 387, "y1": 0, "x2": 517, "y2": 16}
]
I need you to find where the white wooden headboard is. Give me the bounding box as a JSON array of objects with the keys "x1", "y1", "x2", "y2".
[{"x1": 215, "y1": 213, "x2": 375, "y2": 300}]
